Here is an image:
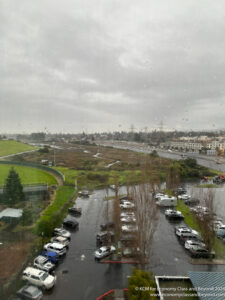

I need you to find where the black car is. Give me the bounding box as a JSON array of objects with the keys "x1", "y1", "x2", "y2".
[
  {"x1": 68, "y1": 207, "x2": 82, "y2": 216},
  {"x1": 17, "y1": 285, "x2": 43, "y2": 300},
  {"x1": 63, "y1": 217, "x2": 79, "y2": 229}
]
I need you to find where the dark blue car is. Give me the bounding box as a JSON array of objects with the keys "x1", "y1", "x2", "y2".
[{"x1": 40, "y1": 251, "x2": 60, "y2": 264}]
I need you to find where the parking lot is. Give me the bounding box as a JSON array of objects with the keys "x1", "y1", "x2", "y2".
[
  {"x1": 43, "y1": 188, "x2": 132, "y2": 300},
  {"x1": 38, "y1": 185, "x2": 225, "y2": 299}
]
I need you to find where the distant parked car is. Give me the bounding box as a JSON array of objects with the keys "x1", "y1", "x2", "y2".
[
  {"x1": 50, "y1": 236, "x2": 70, "y2": 248},
  {"x1": 39, "y1": 251, "x2": 59, "y2": 265},
  {"x1": 120, "y1": 234, "x2": 137, "y2": 242},
  {"x1": 122, "y1": 247, "x2": 140, "y2": 258},
  {"x1": 63, "y1": 217, "x2": 79, "y2": 229},
  {"x1": 95, "y1": 246, "x2": 116, "y2": 259},
  {"x1": 96, "y1": 231, "x2": 115, "y2": 244},
  {"x1": 176, "y1": 227, "x2": 201, "y2": 240},
  {"x1": 177, "y1": 187, "x2": 187, "y2": 195},
  {"x1": 44, "y1": 243, "x2": 67, "y2": 257},
  {"x1": 33, "y1": 256, "x2": 55, "y2": 273},
  {"x1": 154, "y1": 193, "x2": 165, "y2": 200},
  {"x1": 184, "y1": 240, "x2": 206, "y2": 251},
  {"x1": 22, "y1": 267, "x2": 56, "y2": 290},
  {"x1": 68, "y1": 207, "x2": 82, "y2": 216},
  {"x1": 53, "y1": 228, "x2": 71, "y2": 240},
  {"x1": 78, "y1": 190, "x2": 89, "y2": 197},
  {"x1": 121, "y1": 216, "x2": 136, "y2": 223},
  {"x1": 188, "y1": 248, "x2": 215, "y2": 259},
  {"x1": 122, "y1": 225, "x2": 138, "y2": 233},
  {"x1": 120, "y1": 212, "x2": 135, "y2": 218},
  {"x1": 120, "y1": 201, "x2": 135, "y2": 209},
  {"x1": 212, "y1": 220, "x2": 224, "y2": 231},
  {"x1": 100, "y1": 222, "x2": 115, "y2": 230},
  {"x1": 178, "y1": 194, "x2": 191, "y2": 201},
  {"x1": 17, "y1": 285, "x2": 43, "y2": 300},
  {"x1": 165, "y1": 209, "x2": 184, "y2": 220},
  {"x1": 216, "y1": 225, "x2": 225, "y2": 239}
]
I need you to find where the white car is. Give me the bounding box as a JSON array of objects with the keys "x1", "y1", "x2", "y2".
[
  {"x1": 95, "y1": 246, "x2": 116, "y2": 259},
  {"x1": 154, "y1": 193, "x2": 165, "y2": 200},
  {"x1": 22, "y1": 267, "x2": 56, "y2": 290},
  {"x1": 165, "y1": 209, "x2": 184, "y2": 219},
  {"x1": 44, "y1": 243, "x2": 67, "y2": 256},
  {"x1": 120, "y1": 201, "x2": 135, "y2": 209},
  {"x1": 184, "y1": 239, "x2": 206, "y2": 251},
  {"x1": 53, "y1": 228, "x2": 71, "y2": 240},
  {"x1": 50, "y1": 236, "x2": 70, "y2": 248},
  {"x1": 120, "y1": 212, "x2": 135, "y2": 218},
  {"x1": 176, "y1": 227, "x2": 200, "y2": 239},
  {"x1": 212, "y1": 220, "x2": 224, "y2": 231},
  {"x1": 122, "y1": 225, "x2": 138, "y2": 233},
  {"x1": 178, "y1": 194, "x2": 191, "y2": 201},
  {"x1": 33, "y1": 255, "x2": 55, "y2": 273},
  {"x1": 121, "y1": 216, "x2": 136, "y2": 223}
]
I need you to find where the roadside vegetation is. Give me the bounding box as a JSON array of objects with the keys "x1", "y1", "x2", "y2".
[
  {"x1": 36, "y1": 186, "x2": 75, "y2": 237},
  {"x1": 176, "y1": 158, "x2": 217, "y2": 179},
  {"x1": 128, "y1": 268, "x2": 157, "y2": 300},
  {"x1": 0, "y1": 140, "x2": 37, "y2": 157}
]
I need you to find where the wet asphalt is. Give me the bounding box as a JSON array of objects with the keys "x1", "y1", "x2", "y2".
[{"x1": 43, "y1": 189, "x2": 132, "y2": 300}]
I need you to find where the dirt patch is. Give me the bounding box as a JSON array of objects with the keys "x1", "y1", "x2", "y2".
[{"x1": 0, "y1": 241, "x2": 32, "y2": 284}]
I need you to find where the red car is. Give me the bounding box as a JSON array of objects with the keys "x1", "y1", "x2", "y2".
[{"x1": 200, "y1": 176, "x2": 208, "y2": 181}]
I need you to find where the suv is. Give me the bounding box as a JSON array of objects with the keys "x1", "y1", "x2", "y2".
[
  {"x1": 50, "y1": 236, "x2": 70, "y2": 249},
  {"x1": 22, "y1": 267, "x2": 56, "y2": 290},
  {"x1": 17, "y1": 285, "x2": 43, "y2": 300},
  {"x1": 96, "y1": 231, "x2": 115, "y2": 244},
  {"x1": 39, "y1": 251, "x2": 59, "y2": 265},
  {"x1": 44, "y1": 243, "x2": 67, "y2": 257},
  {"x1": 53, "y1": 228, "x2": 71, "y2": 240},
  {"x1": 33, "y1": 256, "x2": 55, "y2": 273}
]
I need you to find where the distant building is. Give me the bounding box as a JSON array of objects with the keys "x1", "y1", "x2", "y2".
[{"x1": 0, "y1": 208, "x2": 23, "y2": 224}]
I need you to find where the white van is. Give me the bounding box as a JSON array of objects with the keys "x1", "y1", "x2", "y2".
[
  {"x1": 44, "y1": 242, "x2": 67, "y2": 256},
  {"x1": 22, "y1": 267, "x2": 56, "y2": 290},
  {"x1": 156, "y1": 196, "x2": 177, "y2": 207}
]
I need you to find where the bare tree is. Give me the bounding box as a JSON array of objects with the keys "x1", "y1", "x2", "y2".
[
  {"x1": 112, "y1": 175, "x2": 120, "y2": 247},
  {"x1": 195, "y1": 189, "x2": 216, "y2": 252},
  {"x1": 131, "y1": 183, "x2": 159, "y2": 268},
  {"x1": 166, "y1": 163, "x2": 180, "y2": 191}
]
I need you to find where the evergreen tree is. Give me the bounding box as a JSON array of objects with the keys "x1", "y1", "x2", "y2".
[
  {"x1": 3, "y1": 168, "x2": 25, "y2": 205},
  {"x1": 21, "y1": 207, "x2": 33, "y2": 226}
]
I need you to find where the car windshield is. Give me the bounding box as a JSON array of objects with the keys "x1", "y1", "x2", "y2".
[{"x1": 40, "y1": 273, "x2": 49, "y2": 281}]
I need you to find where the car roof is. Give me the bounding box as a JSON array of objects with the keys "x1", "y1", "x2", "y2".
[
  {"x1": 41, "y1": 250, "x2": 58, "y2": 257},
  {"x1": 35, "y1": 255, "x2": 48, "y2": 263},
  {"x1": 23, "y1": 267, "x2": 45, "y2": 276},
  {"x1": 48, "y1": 242, "x2": 65, "y2": 249},
  {"x1": 23, "y1": 285, "x2": 41, "y2": 294}
]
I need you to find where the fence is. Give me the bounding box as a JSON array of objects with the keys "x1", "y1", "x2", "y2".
[{"x1": 0, "y1": 160, "x2": 65, "y2": 182}]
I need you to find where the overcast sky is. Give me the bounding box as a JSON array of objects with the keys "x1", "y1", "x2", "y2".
[{"x1": 1, "y1": 0, "x2": 225, "y2": 133}]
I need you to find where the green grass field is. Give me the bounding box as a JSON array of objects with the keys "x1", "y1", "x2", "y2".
[
  {"x1": 0, "y1": 140, "x2": 38, "y2": 157},
  {"x1": 0, "y1": 164, "x2": 57, "y2": 185}
]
